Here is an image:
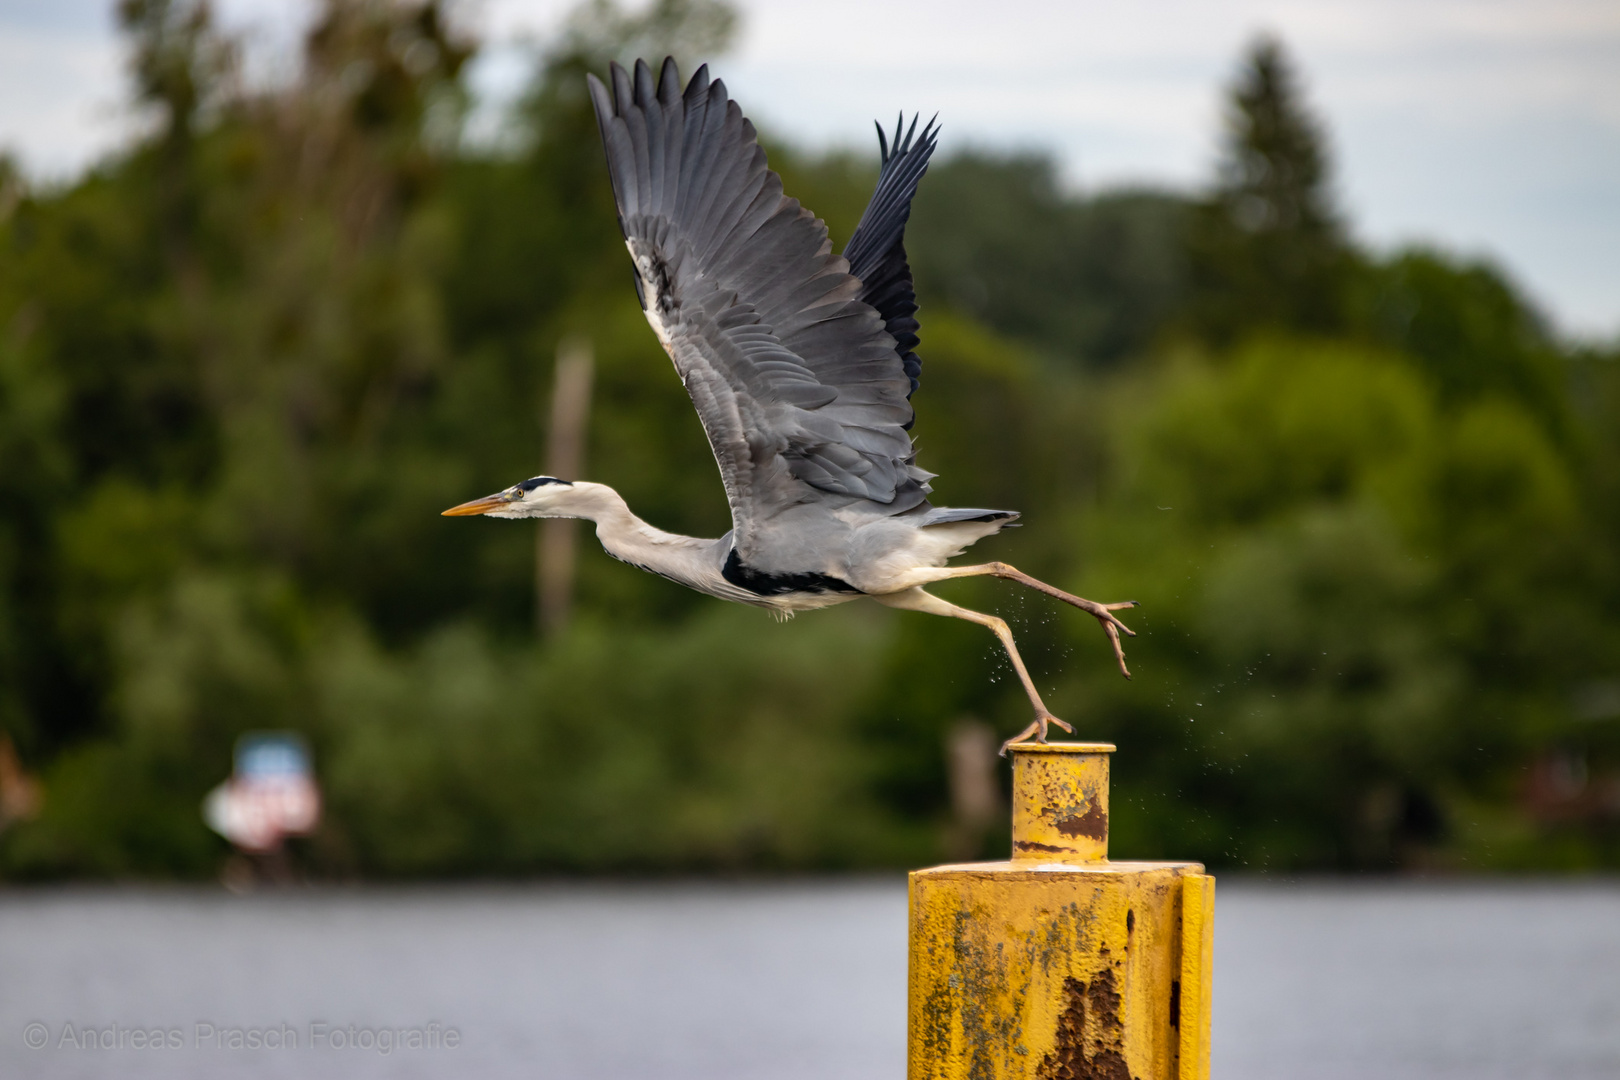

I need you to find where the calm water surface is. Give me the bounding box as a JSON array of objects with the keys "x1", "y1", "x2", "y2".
[{"x1": 2, "y1": 879, "x2": 1617, "y2": 1079}]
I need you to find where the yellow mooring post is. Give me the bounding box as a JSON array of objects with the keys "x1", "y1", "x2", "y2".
[{"x1": 909, "y1": 742, "x2": 1214, "y2": 1080}]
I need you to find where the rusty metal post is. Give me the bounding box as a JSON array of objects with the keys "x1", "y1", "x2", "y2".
[{"x1": 909, "y1": 742, "x2": 1214, "y2": 1080}]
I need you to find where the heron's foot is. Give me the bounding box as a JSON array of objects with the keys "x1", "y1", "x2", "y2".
[
  {"x1": 998, "y1": 712, "x2": 1074, "y2": 757},
  {"x1": 1082, "y1": 599, "x2": 1139, "y2": 679},
  {"x1": 983, "y1": 565, "x2": 1139, "y2": 678},
  {"x1": 1046, "y1": 595, "x2": 1138, "y2": 678}
]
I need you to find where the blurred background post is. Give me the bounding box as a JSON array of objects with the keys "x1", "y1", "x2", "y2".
[
  {"x1": 943, "y1": 718, "x2": 1000, "y2": 862},
  {"x1": 538, "y1": 335, "x2": 594, "y2": 636}
]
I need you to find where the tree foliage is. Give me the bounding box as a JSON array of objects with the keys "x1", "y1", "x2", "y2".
[{"x1": 0, "y1": 7, "x2": 1616, "y2": 877}]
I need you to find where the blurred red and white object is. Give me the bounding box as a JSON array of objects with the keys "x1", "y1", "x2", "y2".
[{"x1": 204, "y1": 733, "x2": 320, "y2": 852}]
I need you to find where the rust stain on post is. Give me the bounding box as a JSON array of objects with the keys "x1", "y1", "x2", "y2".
[
  {"x1": 1055, "y1": 805, "x2": 1108, "y2": 842},
  {"x1": 1036, "y1": 971, "x2": 1133, "y2": 1080}
]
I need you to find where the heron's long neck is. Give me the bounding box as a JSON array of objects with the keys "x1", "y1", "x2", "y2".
[{"x1": 555, "y1": 482, "x2": 720, "y2": 588}]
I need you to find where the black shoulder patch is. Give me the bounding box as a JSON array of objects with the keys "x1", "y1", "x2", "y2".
[{"x1": 722, "y1": 549, "x2": 863, "y2": 598}]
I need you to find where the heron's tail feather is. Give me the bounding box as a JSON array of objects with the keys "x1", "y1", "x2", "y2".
[
  {"x1": 908, "y1": 508, "x2": 1020, "y2": 565},
  {"x1": 919, "y1": 507, "x2": 1019, "y2": 527}
]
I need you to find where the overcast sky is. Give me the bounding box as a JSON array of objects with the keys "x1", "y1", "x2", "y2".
[{"x1": 4, "y1": 0, "x2": 1617, "y2": 339}]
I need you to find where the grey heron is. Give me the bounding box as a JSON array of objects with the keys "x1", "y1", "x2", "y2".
[{"x1": 444, "y1": 58, "x2": 1137, "y2": 750}]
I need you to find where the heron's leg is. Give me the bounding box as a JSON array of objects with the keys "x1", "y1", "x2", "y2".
[
  {"x1": 873, "y1": 587, "x2": 1073, "y2": 755},
  {"x1": 911, "y1": 562, "x2": 1139, "y2": 678}
]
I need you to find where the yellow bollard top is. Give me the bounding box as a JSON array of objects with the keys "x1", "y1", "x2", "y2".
[
  {"x1": 1004, "y1": 741, "x2": 1117, "y2": 754},
  {"x1": 1007, "y1": 741, "x2": 1114, "y2": 863}
]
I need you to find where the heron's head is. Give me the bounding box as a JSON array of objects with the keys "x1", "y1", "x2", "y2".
[{"x1": 441, "y1": 476, "x2": 577, "y2": 519}]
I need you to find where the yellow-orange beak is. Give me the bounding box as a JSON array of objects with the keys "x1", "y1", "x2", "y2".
[{"x1": 441, "y1": 493, "x2": 511, "y2": 517}]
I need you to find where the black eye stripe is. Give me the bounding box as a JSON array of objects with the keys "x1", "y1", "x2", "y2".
[{"x1": 516, "y1": 477, "x2": 572, "y2": 492}]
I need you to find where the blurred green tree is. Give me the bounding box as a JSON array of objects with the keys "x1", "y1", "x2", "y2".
[
  {"x1": 907, "y1": 153, "x2": 1191, "y2": 368},
  {"x1": 1055, "y1": 338, "x2": 1610, "y2": 869},
  {"x1": 1354, "y1": 250, "x2": 1570, "y2": 438},
  {"x1": 1185, "y1": 35, "x2": 1353, "y2": 342}
]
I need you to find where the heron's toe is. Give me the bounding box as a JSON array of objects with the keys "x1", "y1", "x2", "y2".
[{"x1": 998, "y1": 720, "x2": 1042, "y2": 757}]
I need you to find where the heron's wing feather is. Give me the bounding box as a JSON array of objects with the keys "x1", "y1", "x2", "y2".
[
  {"x1": 843, "y1": 114, "x2": 938, "y2": 403},
  {"x1": 589, "y1": 59, "x2": 930, "y2": 561}
]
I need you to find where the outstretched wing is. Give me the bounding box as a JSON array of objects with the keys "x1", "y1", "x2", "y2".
[
  {"x1": 588, "y1": 58, "x2": 932, "y2": 563},
  {"x1": 844, "y1": 114, "x2": 938, "y2": 408}
]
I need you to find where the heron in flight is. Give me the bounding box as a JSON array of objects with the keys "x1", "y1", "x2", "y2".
[{"x1": 444, "y1": 58, "x2": 1137, "y2": 749}]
